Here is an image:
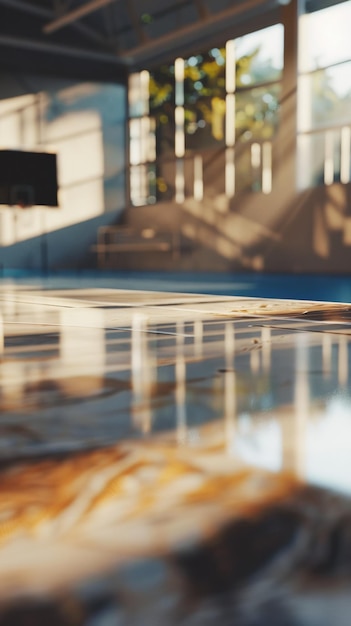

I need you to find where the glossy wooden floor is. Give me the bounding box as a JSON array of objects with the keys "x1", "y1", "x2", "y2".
[{"x1": 0, "y1": 282, "x2": 351, "y2": 625}]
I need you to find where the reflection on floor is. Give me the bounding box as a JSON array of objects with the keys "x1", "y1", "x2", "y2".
[{"x1": 0, "y1": 284, "x2": 351, "y2": 625}]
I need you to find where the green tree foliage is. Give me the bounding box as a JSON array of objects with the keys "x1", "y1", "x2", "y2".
[{"x1": 149, "y1": 42, "x2": 282, "y2": 155}]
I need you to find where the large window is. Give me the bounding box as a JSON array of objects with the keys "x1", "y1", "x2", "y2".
[
  {"x1": 128, "y1": 23, "x2": 284, "y2": 206},
  {"x1": 231, "y1": 24, "x2": 283, "y2": 194},
  {"x1": 298, "y1": 0, "x2": 351, "y2": 188}
]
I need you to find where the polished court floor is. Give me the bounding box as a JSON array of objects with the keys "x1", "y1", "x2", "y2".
[{"x1": 0, "y1": 279, "x2": 351, "y2": 625}]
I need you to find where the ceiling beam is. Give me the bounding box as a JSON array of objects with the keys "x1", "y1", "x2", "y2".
[
  {"x1": 0, "y1": 0, "x2": 109, "y2": 50},
  {"x1": 0, "y1": 33, "x2": 128, "y2": 65},
  {"x1": 121, "y1": 0, "x2": 276, "y2": 64},
  {"x1": 43, "y1": 0, "x2": 121, "y2": 35},
  {"x1": 0, "y1": 0, "x2": 51, "y2": 19},
  {"x1": 192, "y1": 0, "x2": 209, "y2": 20},
  {"x1": 126, "y1": 0, "x2": 148, "y2": 44},
  {"x1": 53, "y1": 0, "x2": 71, "y2": 15}
]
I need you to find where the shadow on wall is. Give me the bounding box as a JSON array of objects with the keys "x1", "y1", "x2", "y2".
[
  {"x1": 0, "y1": 210, "x2": 123, "y2": 272},
  {"x1": 121, "y1": 178, "x2": 351, "y2": 275},
  {"x1": 180, "y1": 183, "x2": 351, "y2": 273},
  {"x1": 0, "y1": 72, "x2": 127, "y2": 250},
  {"x1": 263, "y1": 183, "x2": 351, "y2": 273}
]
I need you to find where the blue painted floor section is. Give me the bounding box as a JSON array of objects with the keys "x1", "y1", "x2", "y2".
[{"x1": 2, "y1": 270, "x2": 351, "y2": 303}]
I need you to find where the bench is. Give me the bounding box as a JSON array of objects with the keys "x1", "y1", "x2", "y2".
[{"x1": 91, "y1": 226, "x2": 181, "y2": 269}]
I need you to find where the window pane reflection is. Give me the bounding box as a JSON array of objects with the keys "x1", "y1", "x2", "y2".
[
  {"x1": 235, "y1": 140, "x2": 273, "y2": 194},
  {"x1": 297, "y1": 128, "x2": 351, "y2": 189},
  {"x1": 129, "y1": 117, "x2": 156, "y2": 166},
  {"x1": 236, "y1": 84, "x2": 280, "y2": 143},
  {"x1": 235, "y1": 23, "x2": 284, "y2": 88},
  {"x1": 130, "y1": 164, "x2": 156, "y2": 206},
  {"x1": 301, "y1": 62, "x2": 351, "y2": 132},
  {"x1": 299, "y1": 1, "x2": 351, "y2": 72},
  {"x1": 149, "y1": 65, "x2": 175, "y2": 155},
  {"x1": 129, "y1": 72, "x2": 149, "y2": 118},
  {"x1": 184, "y1": 49, "x2": 226, "y2": 151},
  {"x1": 155, "y1": 157, "x2": 176, "y2": 201},
  {"x1": 185, "y1": 100, "x2": 226, "y2": 150}
]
